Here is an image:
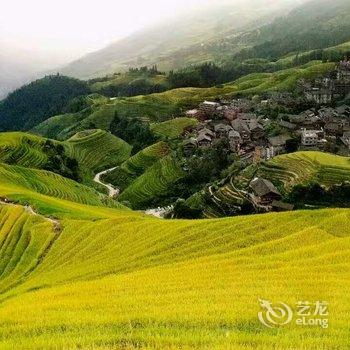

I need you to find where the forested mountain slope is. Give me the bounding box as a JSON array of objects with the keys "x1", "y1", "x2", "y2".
[
  {"x1": 231, "y1": 0, "x2": 350, "y2": 62},
  {"x1": 0, "y1": 75, "x2": 89, "y2": 131}
]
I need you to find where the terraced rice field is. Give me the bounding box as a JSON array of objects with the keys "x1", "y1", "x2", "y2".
[
  {"x1": 0, "y1": 130, "x2": 132, "y2": 184},
  {"x1": 0, "y1": 162, "x2": 123, "y2": 217},
  {"x1": 0, "y1": 132, "x2": 51, "y2": 168},
  {"x1": 120, "y1": 141, "x2": 170, "y2": 176},
  {"x1": 103, "y1": 141, "x2": 170, "y2": 190},
  {"x1": 257, "y1": 151, "x2": 350, "y2": 189},
  {"x1": 0, "y1": 145, "x2": 349, "y2": 349},
  {"x1": 66, "y1": 129, "x2": 132, "y2": 178},
  {"x1": 118, "y1": 155, "x2": 185, "y2": 209},
  {"x1": 151, "y1": 117, "x2": 198, "y2": 139},
  {"x1": 201, "y1": 152, "x2": 350, "y2": 218},
  {"x1": 0, "y1": 188, "x2": 349, "y2": 349},
  {"x1": 34, "y1": 62, "x2": 335, "y2": 139}
]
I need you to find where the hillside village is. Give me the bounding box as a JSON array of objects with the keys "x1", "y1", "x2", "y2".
[
  {"x1": 183, "y1": 60, "x2": 350, "y2": 161},
  {"x1": 176, "y1": 60, "x2": 350, "y2": 215}
]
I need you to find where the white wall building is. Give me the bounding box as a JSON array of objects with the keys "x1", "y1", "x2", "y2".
[{"x1": 301, "y1": 129, "x2": 319, "y2": 146}]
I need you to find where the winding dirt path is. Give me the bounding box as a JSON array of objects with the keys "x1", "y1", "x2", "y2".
[{"x1": 93, "y1": 167, "x2": 120, "y2": 198}]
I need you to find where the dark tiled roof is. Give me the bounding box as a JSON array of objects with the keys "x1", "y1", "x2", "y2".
[
  {"x1": 249, "y1": 119, "x2": 264, "y2": 131},
  {"x1": 268, "y1": 135, "x2": 292, "y2": 147},
  {"x1": 250, "y1": 177, "x2": 281, "y2": 197},
  {"x1": 231, "y1": 119, "x2": 250, "y2": 133},
  {"x1": 279, "y1": 120, "x2": 297, "y2": 130},
  {"x1": 197, "y1": 134, "x2": 212, "y2": 143}
]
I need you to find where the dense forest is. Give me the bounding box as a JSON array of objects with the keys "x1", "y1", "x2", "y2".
[
  {"x1": 0, "y1": 75, "x2": 89, "y2": 131},
  {"x1": 110, "y1": 112, "x2": 157, "y2": 154}
]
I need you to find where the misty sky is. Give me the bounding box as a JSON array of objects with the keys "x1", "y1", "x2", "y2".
[{"x1": 0, "y1": 0, "x2": 223, "y2": 64}]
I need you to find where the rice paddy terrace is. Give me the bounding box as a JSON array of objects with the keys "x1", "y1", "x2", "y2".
[
  {"x1": 257, "y1": 151, "x2": 350, "y2": 189},
  {"x1": 65, "y1": 129, "x2": 132, "y2": 178},
  {"x1": 0, "y1": 134, "x2": 349, "y2": 349},
  {"x1": 0, "y1": 168, "x2": 349, "y2": 349},
  {"x1": 0, "y1": 130, "x2": 132, "y2": 184},
  {"x1": 151, "y1": 117, "x2": 198, "y2": 139},
  {"x1": 33, "y1": 61, "x2": 336, "y2": 140},
  {"x1": 103, "y1": 141, "x2": 171, "y2": 191},
  {"x1": 0, "y1": 132, "x2": 53, "y2": 169},
  {"x1": 118, "y1": 155, "x2": 185, "y2": 209},
  {"x1": 0, "y1": 162, "x2": 123, "y2": 215},
  {"x1": 202, "y1": 152, "x2": 350, "y2": 218}
]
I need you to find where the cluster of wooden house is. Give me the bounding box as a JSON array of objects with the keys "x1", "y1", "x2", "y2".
[
  {"x1": 183, "y1": 100, "x2": 269, "y2": 159},
  {"x1": 278, "y1": 105, "x2": 350, "y2": 151},
  {"x1": 181, "y1": 61, "x2": 350, "y2": 160},
  {"x1": 249, "y1": 177, "x2": 294, "y2": 212},
  {"x1": 301, "y1": 60, "x2": 350, "y2": 104}
]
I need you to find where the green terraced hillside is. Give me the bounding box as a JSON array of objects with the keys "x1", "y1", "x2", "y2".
[
  {"x1": 0, "y1": 131, "x2": 132, "y2": 185},
  {"x1": 0, "y1": 132, "x2": 53, "y2": 168},
  {"x1": 120, "y1": 141, "x2": 170, "y2": 175},
  {"x1": 256, "y1": 151, "x2": 350, "y2": 190},
  {"x1": 193, "y1": 152, "x2": 350, "y2": 218},
  {"x1": 118, "y1": 155, "x2": 185, "y2": 209},
  {"x1": 103, "y1": 141, "x2": 170, "y2": 191},
  {"x1": 0, "y1": 163, "x2": 125, "y2": 217},
  {"x1": 65, "y1": 129, "x2": 132, "y2": 178},
  {"x1": 151, "y1": 117, "x2": 198, "y2": 139},
  {"x1": 34, "y1": 62, "x2": 335, "y2": 140}
]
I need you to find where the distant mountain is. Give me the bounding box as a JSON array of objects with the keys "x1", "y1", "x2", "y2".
[
  {"x1": 0, "y1": 44, "x2": 69, "y2": 100},
  {"x1": 230, "y1": 0, "x2": 350, "y2": 62},
  {"x1": 61, "y1": 0, "x2": 304, "y2": 79},
  {"x1": 0, "y1": 54, "x2": 36, "y2": 100}
]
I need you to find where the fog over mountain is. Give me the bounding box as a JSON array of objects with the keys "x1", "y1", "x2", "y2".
[
  {"x1": 1, "y1": 0, "x2": 306, "y2": 98},
  {"x1": 61, "y1": 0, "x2": 306, "y2": 78},
  {"x1": 0, "y1": 42, "x2": 71, "y2": 99}
]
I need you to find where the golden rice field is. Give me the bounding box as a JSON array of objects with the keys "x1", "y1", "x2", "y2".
[
  {"x1": 0, "y1": 147, "x2": 347, "y2": 349},
  {"x1": 257, "y1": 151, "x2": 350, "y2": 189},
  {"x1": 0, "y1": 152, "x2": 348, "y2": 349}
]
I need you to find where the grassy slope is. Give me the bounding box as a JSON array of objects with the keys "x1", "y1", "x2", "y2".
[
  {"x1": 0, "y1": 195, "x2": 348, "y2": 349},
  {"x1": 0, "y1": 130, "x2": 131, "y2": 183},
  {"x1": 151, "y1": 117, "x2": 198, "y2": 139},
  {"x1": 35, "y1": 62, "x2": 335, "y2": 140}
]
